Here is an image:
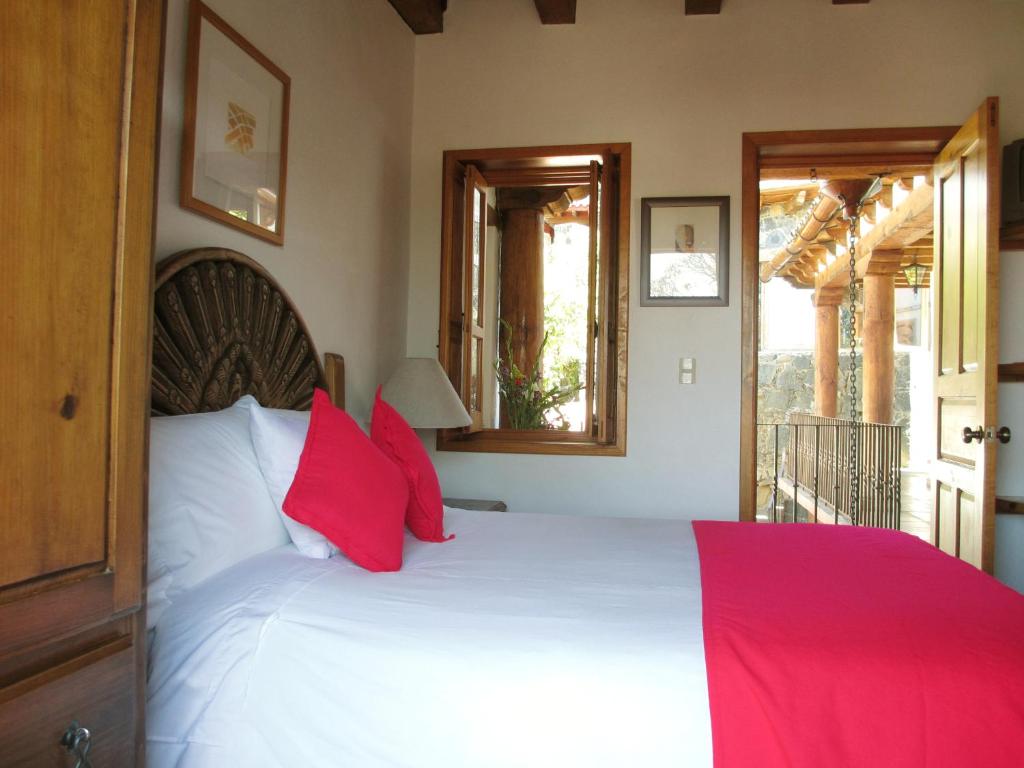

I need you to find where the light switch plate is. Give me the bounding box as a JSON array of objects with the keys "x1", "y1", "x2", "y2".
[{"x1": 679, "y1": 357, "x2": 695, "y2": 384}]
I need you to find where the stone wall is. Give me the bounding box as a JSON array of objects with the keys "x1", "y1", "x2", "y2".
[{"x1": 757, "y1": 350, "x2": 911, "y2": 484}]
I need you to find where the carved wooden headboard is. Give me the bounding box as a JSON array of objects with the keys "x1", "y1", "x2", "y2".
[{"x1": 152, "y1": 247, "x2": 344, "y2": 415}]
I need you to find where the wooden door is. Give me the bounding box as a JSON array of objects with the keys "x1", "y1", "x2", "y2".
[
  {"x1": 930, "y1": 98, "x2": 1001, "y2": 572},
  {"x1": 0, "y1": 0, "x2": 162, "y2": 762}
]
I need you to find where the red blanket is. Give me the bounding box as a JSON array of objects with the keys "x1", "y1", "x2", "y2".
[{"x1": 692, "y1": 521, "x2": 1024, "y2": 768}]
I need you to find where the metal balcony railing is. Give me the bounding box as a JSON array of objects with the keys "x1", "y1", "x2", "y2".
[{"x1": 759, "y1": 412, "x2": 902, "y2": 529}]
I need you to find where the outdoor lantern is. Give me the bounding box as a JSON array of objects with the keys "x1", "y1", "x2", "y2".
[{"x1": 903, "y1": 258, "x2": 927, "y2": 295}]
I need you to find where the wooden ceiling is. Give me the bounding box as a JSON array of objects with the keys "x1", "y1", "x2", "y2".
[
  {"x1": 387, "y1": 0, "x2": 869, "y2": 34},
  {"x1": 759, "y1": 175, "x2": 934, "y2": 301}
]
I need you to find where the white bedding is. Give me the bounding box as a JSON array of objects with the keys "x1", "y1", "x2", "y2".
[{"x1": 146, "y1": 508, "x2": 712, "y2": 767}]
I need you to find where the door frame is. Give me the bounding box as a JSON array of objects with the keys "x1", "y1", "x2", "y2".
[{"x1": 738, "y1": 126, "x2": 960, "y2": 521}]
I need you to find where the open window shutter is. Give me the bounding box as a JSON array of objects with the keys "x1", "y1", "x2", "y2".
[
  {"x1": 461, "y1": 164, "x2": 488, "y2": 432},
  {"x1": 584, "y1": 160, "x2": 601, "y2": 437},
  {"x1": 593, "y1": 153, "x2": 617, "y2": 444},
  {"x1": 438, "y1": 157, "x2": 467, "y2": 434}
]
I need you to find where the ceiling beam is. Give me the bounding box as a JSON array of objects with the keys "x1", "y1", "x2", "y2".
[
  {"x1": 685, "y1": 0, "x2": 722, "y2": 14},
  {"x1": 760, "y1": 195, "x2": 842, "y2": 283},
  {"x1": 387, "y1": 0, "x2": 446, "y2": 34},
  {"x1": 833, "y1": 0, "x2": 870, "y2": 4},
  {"x1": 534, "y1": 0, "x2": 576, "y2": 24},
  {"x1": 815, "y1": 180, "x2": 934, "y2": 294}
]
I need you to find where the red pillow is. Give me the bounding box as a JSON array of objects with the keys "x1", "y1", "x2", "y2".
[
  {"x1": 371, "y1": 387, "x2": 452, "y2": 543},
  {"x1": 283, "y1": 388, "x2": 408, "y2": 572}
]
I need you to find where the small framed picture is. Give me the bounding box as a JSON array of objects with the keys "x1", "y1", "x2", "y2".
[
  {"x1": 640, "y1": 196, "x2": 730, "y2": 306},
  {"x1": 181, "y1": 0, "x2": 290, "y2": 245}
]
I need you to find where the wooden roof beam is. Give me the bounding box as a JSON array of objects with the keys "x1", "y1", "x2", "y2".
[
  {"x1": 780, "y1": 245, "x2": 830, "y2": 287},
  {"x1": 686, "y1": 0, "x2": 722, "y2": 15},
  {"x1": 387, "y1": 0, "x2": 446, "y2": 34},
  {"x1": 814, "y1": 287, "x2": 847, "y2": 306},
  {"x1": 759, "y1": 193, "x2": 841, "y2": 283},
  {"x1": 759, "y1": 183, "x2": 819, "y2": 207},
  {"x1": 784, "y1": 265, "x2": 818, "y2": 288},
  {"x1": 864, "y1": 249, "x2": 909, "y2": 276},
  {"x1": 758, "y1": 155, "x2": 935, "y2": 181},
  {"x1": 546, "y1": 212, "x2": 590, "y2": 227},
  {"x1": 833, "y1": 0, "x2": 870, "y2": 4},
  {"x1": 814, "y1": 180, "x2": 934, "y2": 292},
  {"x1": 534, "y1": 0, "x2": 576, "y2": 24}
]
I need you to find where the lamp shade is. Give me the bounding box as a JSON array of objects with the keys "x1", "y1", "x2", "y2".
[{"x1": 381, "y1": 358, "x2": 471, "y2": 428}]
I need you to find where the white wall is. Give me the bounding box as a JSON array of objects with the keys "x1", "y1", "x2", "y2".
[
  {"x1": 996, "y1": 254, "x2": 1024, "y2": 591},
  {"x1": 405, "y1": 0, "x2": 1024, "y2": 539},
  {"x1": 156, "y1": 0, "x2": 414, "y2": 420}
]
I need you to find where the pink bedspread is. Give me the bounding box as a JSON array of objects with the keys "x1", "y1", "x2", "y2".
[{"x1": 692, "y1": 521, "x2": 1024, "y2": 768}]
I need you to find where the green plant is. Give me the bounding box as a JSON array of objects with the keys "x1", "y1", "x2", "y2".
[{"x1": 494, "y1": 319, "x2": 581, "y2": 430}]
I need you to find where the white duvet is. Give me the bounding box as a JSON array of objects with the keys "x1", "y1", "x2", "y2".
[{"x1": 147, "y1": 508, "x2": 712, "y2": 767}]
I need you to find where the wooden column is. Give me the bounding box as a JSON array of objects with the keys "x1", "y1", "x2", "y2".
[
  {"x1": 498, "y1": 207, "x2": 546, "y2": 377},
  {"x1": 862, "y1": 271, "x2": 896, "y2": 424},
  {"x1": 813, "y1": 294, "x2": 841, "y2": 418}
]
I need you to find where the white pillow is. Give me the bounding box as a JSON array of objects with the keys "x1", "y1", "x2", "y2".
[
  {"x1": 249, "y1": 403, "x2": 339, "y2": 559},
  {"x1": 147, "y1": 396, "x2": 289, "y2": 629}
]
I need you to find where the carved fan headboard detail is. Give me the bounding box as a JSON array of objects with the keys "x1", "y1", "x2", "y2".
[{"x1": 152, "y1": 248, "x2": 336, "y2": 416}]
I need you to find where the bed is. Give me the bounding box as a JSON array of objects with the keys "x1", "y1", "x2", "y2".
[{"x1": 146, "y1": 248, "x2": 1024, "y2": 768}]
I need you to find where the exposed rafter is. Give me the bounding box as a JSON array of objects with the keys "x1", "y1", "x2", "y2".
[
  {"x1": 389, "y1": 0, "x2": 872, "y2": 33},
  {"x1": 759, "y1": 174, "x2": 940, "y2": 295},
  {"x1": 387, "y1": 0, "x2": 446, "y2": 34},
  {"x1": 685, "y1": 0, "x2": 722, "y2": 14},
  {"x1": 534, "y1": 0, "x2": 576, "y2": 24},
  {"x1": 814, "y1": 180, "x2": 934, "y2": 295},
  {"x1": 760, "y1": 194, "x2": 841, "y2": 283}
]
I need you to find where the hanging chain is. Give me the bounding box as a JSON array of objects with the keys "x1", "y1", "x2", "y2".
[
  {"x1": 846, "y1": 208, "x2": 860, "y2": 526},
  {"x1": 847, "y1": 212, "x2": 859, "y2": 421}
]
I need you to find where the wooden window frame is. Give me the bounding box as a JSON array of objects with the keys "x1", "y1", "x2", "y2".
[{"x1": 437, "y1": 143, "x2": 631, "y2": 457}]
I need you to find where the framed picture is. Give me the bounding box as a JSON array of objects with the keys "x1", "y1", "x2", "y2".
[
  {"x1": 181, "y1": 0, "x2": 290, "y2": 245},
  {"x1": 640, "y1": 196, "x2": 729, "y2": 306}
]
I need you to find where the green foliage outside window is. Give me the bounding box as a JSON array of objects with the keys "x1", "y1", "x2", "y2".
[{"x1": 494, "y1": 319, "x2": 581, "y2": 430}]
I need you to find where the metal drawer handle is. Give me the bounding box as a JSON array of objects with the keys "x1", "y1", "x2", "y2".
[{"x1": 61, "y1": 721, "x2": 92, "y2": 768}]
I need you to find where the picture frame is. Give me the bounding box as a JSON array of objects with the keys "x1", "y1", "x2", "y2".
[
  {"x1": 181, "y1": 0, "x2": 290, "y2": 245},
  {"x1": 640, "y1": 196, "x2": 729, "y2": 306}
]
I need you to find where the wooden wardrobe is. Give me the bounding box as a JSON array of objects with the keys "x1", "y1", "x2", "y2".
[{"x1": 0, "y1": 1, "x2": 163, "y2": 765}]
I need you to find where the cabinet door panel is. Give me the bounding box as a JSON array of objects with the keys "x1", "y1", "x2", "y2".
[
  {"x1": 0, "y1": 0, "x2": 158, "y2": 619},
  {"x1": 0, "y1": 1, "x2": 132, "y2": 588}
]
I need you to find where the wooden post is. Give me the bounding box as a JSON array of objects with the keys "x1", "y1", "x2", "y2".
[
  {"x1": 814, "y1": 296, "x2": 840, "y2": 418},
  {"x1": 862, "y1": 271, "x2": 896, "y2": 424},
  {"x1": 498, "y1": 207, "x2": 546, "y2": 379}
]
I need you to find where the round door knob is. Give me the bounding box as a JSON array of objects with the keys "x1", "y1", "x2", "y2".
[
  {"x1": 962, "y1": 426, "x2": 984, "y2": 444},
  {"x1": 996, "y1": 426, "x2": 1012, "y2": 444}
]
